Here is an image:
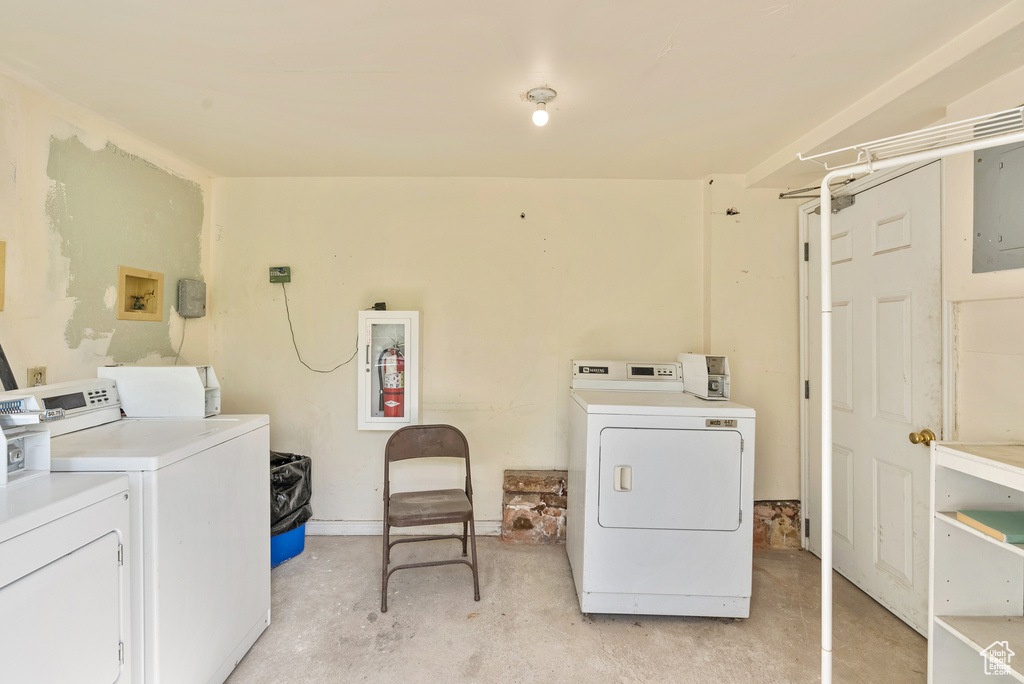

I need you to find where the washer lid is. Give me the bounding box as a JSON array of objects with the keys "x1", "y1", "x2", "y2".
[
  {"x1": 0, "y1": 472, "x2": 129, "y2": 544},
  {"x1": 571, "y1": 389, "x2": 754, "y2": 417},
  {"x1": 48, "y1": 414, "x2": 269, "y2": 472}
]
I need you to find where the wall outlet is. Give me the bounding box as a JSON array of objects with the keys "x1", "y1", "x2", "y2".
[
  {"x1": 27, "y1": 366, "x2": 45, "y2": 386},
  {"x1": 269, "y1": 266, "x2": 291, "y2": 283}
]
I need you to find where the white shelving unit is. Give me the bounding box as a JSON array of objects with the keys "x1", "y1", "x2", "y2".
[{"x1": 930, "y1": 442, "x2": 1024, "y2": 682}]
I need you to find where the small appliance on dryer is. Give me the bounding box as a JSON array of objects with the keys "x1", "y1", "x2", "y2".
[
  {"x1": 567, "y1": 360, "x2": 755, "y2": 617},
  {"x1": 680, "y1": 353, "x2": 731, "y2": 400}
]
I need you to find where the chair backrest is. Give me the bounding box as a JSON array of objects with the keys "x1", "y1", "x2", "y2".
[
  {"x1": 385, "y1": 424, "x2": 469, "y2": 463},
  {"x1": 384, "y1": 424, "x2": 472, "y2": 498}
]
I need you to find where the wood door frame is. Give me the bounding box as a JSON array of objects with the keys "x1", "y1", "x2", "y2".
[{"x1": 798, "y1": 159, "x2": 956, "y2": 553}]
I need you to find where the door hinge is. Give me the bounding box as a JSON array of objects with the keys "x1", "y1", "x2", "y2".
[
  {"x1": 805, "y1": 518, "x2": 810, "y2": 537},
  {"x1": 804, "y1": 242, "x2": 809, "y2": 262},
  {"x1": 804, "y1": 380, "x2": 810, "y2": 399},
  {"x1": 117, "y1": 544, "x2": 123, "y2": 566},
  {"x1": 119, "y1": 642, "x2": 124, "y2": 664}
]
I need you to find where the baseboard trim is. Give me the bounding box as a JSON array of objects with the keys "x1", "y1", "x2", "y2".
[{"x1": 306, "y1": 519, "x2": 502, "y2": 537}]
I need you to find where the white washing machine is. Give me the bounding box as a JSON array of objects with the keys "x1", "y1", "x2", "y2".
[
  {"x1": 567, "y1": 360, "x2": 755, "y2": 617},
  {"x1": 0, "y1": 472, "x2": 131, "y2": 683},
  {"x1": 5, "y1": 379, "x2": 271, "y2": 684}
]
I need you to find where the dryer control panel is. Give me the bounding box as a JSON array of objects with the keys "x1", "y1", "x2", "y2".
[{"x1": 572, "y1": 360, "x2": 684, "y2": 391}]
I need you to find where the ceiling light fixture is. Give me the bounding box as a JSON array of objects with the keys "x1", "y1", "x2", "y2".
[{"x1": 527, "y1": 87, "x2": 557, "y2": 126}]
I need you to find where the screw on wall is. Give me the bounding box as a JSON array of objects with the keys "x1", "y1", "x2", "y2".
[{"x1": 27, "y1": 366, "x2": 45, "y2": 386}]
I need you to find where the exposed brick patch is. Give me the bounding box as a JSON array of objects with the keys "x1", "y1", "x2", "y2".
[
  {"x1": 501, "y1": 471, "x2": 799, "y2": 549},
  {"x1": 753, "y1": 500, "x2": 802, "y2": 549},
  {"x1": 501, "y1": 470, "x2": 567, "y2": 544},
  {"x1": 502, "y1": 470, "x2": 567, "y2": 495}
]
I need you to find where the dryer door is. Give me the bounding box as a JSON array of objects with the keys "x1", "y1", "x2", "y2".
[{"x1": 598, "y1": 427, "x2": 742, "y2": 530}]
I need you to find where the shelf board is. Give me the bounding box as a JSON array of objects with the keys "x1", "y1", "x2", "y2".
[
  {"x1": 934, "y1": 615, "x2": 1024, "y2": 682},
  {"x1": 935, "y1": 444, "x2": 1024, "y2": 489},
  {"x1": 936, "y1": 511, "x2": 1024, "y2": 558}
]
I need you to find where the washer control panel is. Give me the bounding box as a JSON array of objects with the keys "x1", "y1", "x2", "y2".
[{"x1": 0, "y1": 379, "x2": 123, "y2": 437}]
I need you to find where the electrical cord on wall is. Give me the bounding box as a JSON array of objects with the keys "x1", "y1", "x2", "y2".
[
  {"x1": 173, "y1": 318, "x2": 187, "y2": 366},
  {"x1": 281, "y1": 282, "x2": 358, "y2": 373}
]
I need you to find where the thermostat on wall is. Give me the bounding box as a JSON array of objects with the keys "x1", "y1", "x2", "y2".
[{"x1": 177, "y1": 279, "x2": 207, "y2": 318}]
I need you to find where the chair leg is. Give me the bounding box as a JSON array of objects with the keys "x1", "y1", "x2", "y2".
[
  {"x1": 381, "y1": 522, "x2": 390, "y2": 613},
  {"x1": 468, "y1": 517, "x2": 480, "y2": 601},
  {"x1": 461, "y1": 520, "x2": 468, "y2": 557}
]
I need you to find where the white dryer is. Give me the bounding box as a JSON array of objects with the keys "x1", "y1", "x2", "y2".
[{"x1": 567, "y1": 360, "x2": 755, "y2": 617}]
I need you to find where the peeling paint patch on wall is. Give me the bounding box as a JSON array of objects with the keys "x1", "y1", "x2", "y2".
[{"x1": 45, "y1": 136, "x2": 203, "y2": 363}]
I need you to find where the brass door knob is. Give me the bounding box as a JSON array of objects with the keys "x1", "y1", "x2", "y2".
[{"x1": 908, "y1": 429, "x2": 936, "y2": 445}]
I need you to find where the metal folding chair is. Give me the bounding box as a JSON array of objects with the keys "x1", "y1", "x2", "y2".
[{"x1": 381, "y1": 424, "x2": 480, "y2": 612}]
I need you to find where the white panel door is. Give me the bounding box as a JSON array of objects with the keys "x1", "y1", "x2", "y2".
[{"x1": 806, "y1": 162, "x2": 942, "y2": 634}]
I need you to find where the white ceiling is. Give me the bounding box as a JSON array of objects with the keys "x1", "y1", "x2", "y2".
[{"x1": 1, "y1": 0, "x2": 1023, "y2": 186}]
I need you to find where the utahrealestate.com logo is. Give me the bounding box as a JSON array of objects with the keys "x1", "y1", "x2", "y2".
[{"x1": 981, "y1": 641, "x2": 1015, "y2": 676}]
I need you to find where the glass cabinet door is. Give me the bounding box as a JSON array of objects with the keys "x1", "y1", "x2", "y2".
[{"x1": 357, "y1": 311, "x2": 419, "y2": 430}]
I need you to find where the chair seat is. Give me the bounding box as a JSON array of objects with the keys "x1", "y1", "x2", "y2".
[{"x1": 388, "y1": 489, "x2": 473, "y2": 527}]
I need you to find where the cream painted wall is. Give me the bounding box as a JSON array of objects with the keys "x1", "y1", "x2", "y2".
[
  {"x1": 704, "y1": 175, "x2": 801, "y2": 500},
  {"x1": 0, "y1": 73, "x2": 212, "y2": 384},
  {"x1": 0, "y1": 71, "x2": 802, "y2": 528},
  {"x1": 210, "y1": 178, "x2": 704, "y2": 524},
  {"x1": 944, "y1": 64, "x2": 1024, "y2": 441},
  {"x1": 956, "y1": 298, "x2": 1024, "y2": 441}
]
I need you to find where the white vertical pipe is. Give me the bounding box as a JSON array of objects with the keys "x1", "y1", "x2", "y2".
[
  {"x1": 811, "y1": 127, "x2": 1024, "y2": 684},
  {"x1": 819, "y1": 175, "x2": 836, "y2": 684}
]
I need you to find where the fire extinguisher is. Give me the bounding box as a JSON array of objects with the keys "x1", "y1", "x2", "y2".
[{"x1": 377, "y1": 347, "x2": 405, "y2": 418}]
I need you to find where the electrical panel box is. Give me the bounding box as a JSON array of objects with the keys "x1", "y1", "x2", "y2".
[
  {"x1": 974, "y1": 141, "x2": 1024, "y2": 273},
  {"x1": 177, "y1": 279, "x2": 207, "y2": 318},
  {"x1": 357, "y1": 310, "x2": 420, "y2": 431}
]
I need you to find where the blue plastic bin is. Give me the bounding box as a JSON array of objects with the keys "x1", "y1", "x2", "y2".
[{"x1": 271, "y1": 523, "x2": 306, "y2": 568}]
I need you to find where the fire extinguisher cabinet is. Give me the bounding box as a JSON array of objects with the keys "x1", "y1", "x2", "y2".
[{"x1": 357, "y1": 310, "x2": 420, "y2": 431}]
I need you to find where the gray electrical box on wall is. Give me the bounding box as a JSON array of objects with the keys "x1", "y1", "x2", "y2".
[
  {"x1": 974, "y1": 141, "x2": 1024, "y2": 273},
  {"x1": 178, "y1": 279, "x2": 207, "y2": 318}
]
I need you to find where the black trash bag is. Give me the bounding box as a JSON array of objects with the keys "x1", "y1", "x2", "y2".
[{"x1": 270, "y1": 451, "x2": 312, "y2": 536}]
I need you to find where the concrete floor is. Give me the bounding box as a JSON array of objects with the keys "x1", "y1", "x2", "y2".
[{"x1": 226, "y1": 536, "x2": 926, "y2": 683}]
